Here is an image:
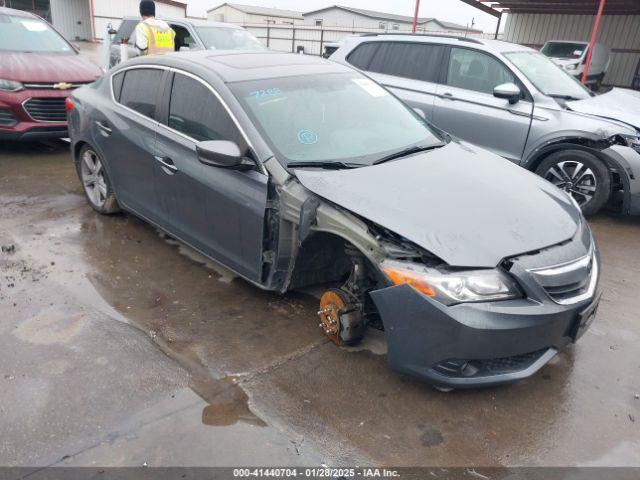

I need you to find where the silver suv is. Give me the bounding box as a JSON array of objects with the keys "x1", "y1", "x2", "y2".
[{"x1": 331, "y1": 34, "x2": 640, "y2": 216}]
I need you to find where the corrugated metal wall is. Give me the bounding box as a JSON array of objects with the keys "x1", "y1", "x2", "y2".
[
  {"x1": 50, "y1": 0, "x2": 91, "y2": 41},
  {"x1": 503, "y1": 13, "x2": 640, "y2": 87}
]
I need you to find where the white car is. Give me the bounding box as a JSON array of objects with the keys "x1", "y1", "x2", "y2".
[{"x1": 541, "y1": 40, "x2": 610, "y2": 91}]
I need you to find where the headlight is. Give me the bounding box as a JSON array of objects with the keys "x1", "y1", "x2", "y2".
[
  {"x1": 565, "y1": 63, "x2": 578, "y2": 71},
  {"x1": 0, "y1": 79, "x2": 24, "y2": 92},
  {"x1": 381, "y1": 260, "x2": 522, "y2": 305}
]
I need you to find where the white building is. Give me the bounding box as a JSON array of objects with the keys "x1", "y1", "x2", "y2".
[
  {"x1": 302, "y1": 5, "x2": 483, "y2": 33},
  {"x1": 2, "y1": 0, "x2": 186, "y2": 41},
  {"x1": 207, "y1": 3, "x2": 303, "y2": 26}
]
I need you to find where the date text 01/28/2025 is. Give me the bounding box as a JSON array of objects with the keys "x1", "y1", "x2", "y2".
[{"x1": 232, "y1": 468, "x2": 400, "y2": 478}]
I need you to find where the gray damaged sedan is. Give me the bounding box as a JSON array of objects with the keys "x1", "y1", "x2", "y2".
[{"x1": 67, "y1": 51, "x2": 601, "y2": 389}]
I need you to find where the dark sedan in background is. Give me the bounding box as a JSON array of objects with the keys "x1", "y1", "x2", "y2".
[
  {"x1": 0, "y1": 7, "x2": 102, "y2": 141},
  {"x1": 67, "y1": 51, "x2": 600, "y2": 390}
]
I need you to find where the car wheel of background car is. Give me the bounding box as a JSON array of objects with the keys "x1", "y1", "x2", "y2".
[
  {"x1": 76, "y1": 145, "x2": 120, "y2": 215},
  {"x1": 536, "y1": 149, "x2": 610, "y2": 216}
]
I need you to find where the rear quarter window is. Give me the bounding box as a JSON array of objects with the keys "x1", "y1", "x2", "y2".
[
  {"x1": 111, "y1": 72, "x2": 125, "y2": 102},
  {"x1": 346, "y1": 43, "x2": 380, "y2": 70}
]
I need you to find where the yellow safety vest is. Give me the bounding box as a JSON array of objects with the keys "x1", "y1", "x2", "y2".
[{"x1": 139, "y1": 22, "x2": 175, "y2": 56}]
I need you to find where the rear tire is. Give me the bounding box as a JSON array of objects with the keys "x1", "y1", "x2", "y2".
[
  {"x1": 535, "y1": 149, "x2": 610, "y2": 216},
  {"x1": 76, "y1": 144, "x2": 120, "y2": 215}
]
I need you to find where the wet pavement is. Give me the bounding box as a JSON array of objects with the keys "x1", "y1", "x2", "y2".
[{"x1": 0, "y1": 140, "x2": 639, "y2": 467}]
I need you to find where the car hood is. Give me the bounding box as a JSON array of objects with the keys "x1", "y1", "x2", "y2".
[
  {"x1": 566, "y1": 88, "x2": 640, "y2": 130},
  {"x1": 295, "y1": 142, "x2": 581, "y2": 268},
  {"x1": 0, "y1": 52, "x2": 102, "y2": 83}
]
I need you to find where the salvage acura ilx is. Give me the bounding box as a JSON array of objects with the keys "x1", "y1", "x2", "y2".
[{"x1": 67, "y1": 51, "x2": 601, "y2": 389}]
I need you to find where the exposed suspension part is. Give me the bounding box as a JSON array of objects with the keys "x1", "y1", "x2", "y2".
[{"x1": 317, "y1": 245, "x2": 367, "y2": 345}]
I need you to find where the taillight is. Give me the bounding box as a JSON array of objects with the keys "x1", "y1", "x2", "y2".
[{"x1": 65, "y1": 97, "x2": 74, "y2": 112}]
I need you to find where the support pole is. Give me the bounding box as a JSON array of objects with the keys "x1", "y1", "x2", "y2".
[
  {"x1": 412, "y1": 0, "x2": 421, "y2": 33},
  {"x1": 582, "y1": 0, "x2": 606, "y2": 84},
  {"x1": 494, "y1": 12, "x2": 502, "y2": 40}
]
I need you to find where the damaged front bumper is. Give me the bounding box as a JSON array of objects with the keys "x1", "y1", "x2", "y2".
[
  {"x1": 371, "y1": 285, "x2": 600, "y2": 388},
  {"x1": 603, "y1": 145, "x2": 640, "y2": 215}
]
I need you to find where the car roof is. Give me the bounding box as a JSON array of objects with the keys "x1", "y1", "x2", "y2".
[
  {"x1": 348, "y1": 33, "x2": 536, "y2": 55},
  {"x1": 124, "y1": 50, "x2": 353, "y2": 83},
  {"x1": 121, "y1": 16, "x2": 242, "y2": 29},
  {"x1": 0, "y1": 6, "x2": 38, "y2": 18}
]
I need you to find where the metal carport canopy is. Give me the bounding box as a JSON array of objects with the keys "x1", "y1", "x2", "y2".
[
  {"x1": 460, "y1": 0, "x2": 640, "y2": 83},
  {"x1": 460, "y1": 0, "x2": 640, "y2": 15}
]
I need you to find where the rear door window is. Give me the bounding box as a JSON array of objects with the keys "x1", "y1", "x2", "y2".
[
  {"x1": 368, "y1": 42, "x2": 444, "y2": 82},
  {"x1": 353, "y1": 42, "x2": 444, "y2": 83},
  {"x1": 446, "y1": 47, "x2": 515, "y2": 94},
  {"x1": 118, "y1": 68, "x2": 164, "y2": 119},
  {"x1": 167, "y1": 73, "x2": 244, "y2": 145}
]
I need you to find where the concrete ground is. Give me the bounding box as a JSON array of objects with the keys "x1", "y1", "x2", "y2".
[{"x1": 0, "y1": 140, "x2": 639, "y2": 468}]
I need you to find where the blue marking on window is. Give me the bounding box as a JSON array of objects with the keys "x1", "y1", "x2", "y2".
[
  {"x1": 249, "y1": 88, "x2": 282, "y2": 99},
  {"x1": 297, "y1": 129, "x2": 318, "y2": 145}
]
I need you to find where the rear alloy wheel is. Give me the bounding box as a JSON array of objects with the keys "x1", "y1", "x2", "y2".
[
  {"x1": 536, "y1": 149, "x2": 610, "y2": 216},
  {"x1": 77, "y1": 145, "x2": 120, "y2": 214}
]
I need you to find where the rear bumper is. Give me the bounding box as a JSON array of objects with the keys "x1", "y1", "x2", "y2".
[{"x1": 370, "y1": 281, "x2": 600, "y2": 389}]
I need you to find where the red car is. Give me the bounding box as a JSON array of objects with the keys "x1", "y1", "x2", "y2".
[{"x1": 0, "y1": 7, "x2": 102, "y2": 141}]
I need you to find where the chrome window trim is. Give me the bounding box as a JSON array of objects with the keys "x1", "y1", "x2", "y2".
[{"x1": 109, "y1": 64, "x2": 266, "y2": 176}]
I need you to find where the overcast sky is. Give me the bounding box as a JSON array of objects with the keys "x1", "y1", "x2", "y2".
[{"x1": 185, "y1": 0, "x2": 503, "y2": 33}]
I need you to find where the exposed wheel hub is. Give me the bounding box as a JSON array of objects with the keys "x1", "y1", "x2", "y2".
[{"x1": 317, "y1": 288, "x2": 364, "y2": 346}]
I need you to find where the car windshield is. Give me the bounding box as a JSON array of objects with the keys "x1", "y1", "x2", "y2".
[
  {"x1": 196, "y1": 27, "x2": 267, "y2": 51},
  {"x1": 0, "y1": 14, "x2": 73, "y2": 53},
  {"x1": 541, "y1": 42, "x2": 586, "y2": 59},
  {"x1": 230, "y1": 73, "x2": 442, "y2": 166},
  {"x1": 505, "y1": 51, "x2": 590, "y2": 100}
]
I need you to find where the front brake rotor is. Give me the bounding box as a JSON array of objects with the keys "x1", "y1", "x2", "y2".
[
  {"x1": 317, "y1": 288, "x2": 364, "y2": 346},
  {"x1": 317, "y1": 289, "x2": 350, "y2": 346}
]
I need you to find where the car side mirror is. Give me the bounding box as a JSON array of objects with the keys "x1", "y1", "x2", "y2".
[
  {"x1": 108, "y1": 28, "x2": 118, "y2": 36},
  {"x1": 197, "y1": 140, "x2": 248, "y2": 169},
  {"x1": 493, "y1": 82, "x2": 521, "y2": 104}
]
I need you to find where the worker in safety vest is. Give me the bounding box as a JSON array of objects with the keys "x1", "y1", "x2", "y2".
[{"x1": 134, "y1": 1, "x2": 175, "y2": 56}]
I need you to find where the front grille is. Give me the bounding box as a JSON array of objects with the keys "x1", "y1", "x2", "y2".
[
  {"x1": 23, "y1": 98, "x2": 67, "y2": 123},
  {"x1": 528, "y1": 249, "x2": 597, "y2": 305},
  {"x1": 0, "y1": 108, "x2": 17, "y2": 127},
  {"x1": 432, "y1": 349, "x2": 549, "y2": 378},
  {"x1": 23, "y1": 82, "x2": 90, "y2": 90}
]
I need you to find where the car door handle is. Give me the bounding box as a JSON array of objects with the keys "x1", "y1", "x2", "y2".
[
  {"x1": 441, "y1": 92, "x2": 456, "y2": 100},
  {"x1": 95, "y1": 121, "x2": 112, "y2": 135},
  {"x1": 154, "y1": 155, "x2": 178, "y2": 173}
]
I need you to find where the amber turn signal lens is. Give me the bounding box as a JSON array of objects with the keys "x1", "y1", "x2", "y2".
[{"x1": 382, "y1": 265, "x2": 436, "y2": 297}]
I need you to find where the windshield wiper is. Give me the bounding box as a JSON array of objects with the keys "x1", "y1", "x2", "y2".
[
  {"x1": 287, "y1": 161, "x2": 364, "y2": 170},
  {"x1": 548, "y1": 94, "x2": 581, "y2": 100},
  {"x1": 372, "y1": 143, "x2": 445, "y2": 165}
]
